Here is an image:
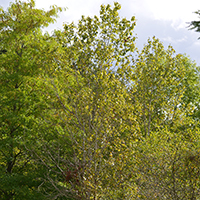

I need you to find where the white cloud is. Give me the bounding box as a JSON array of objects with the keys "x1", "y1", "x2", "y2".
[
  {"x1": 143, "y1": 0, "x2": 200, "y2": 21},
  {"x1": 194, "y1": 40, "x2": 200, "y2": 46},
  {"x1": 35, "y1": 0, "x2": 112, "y2": 23},
  {"x1": 162, "y1": 36, "x2": 187, "y2": 44}
]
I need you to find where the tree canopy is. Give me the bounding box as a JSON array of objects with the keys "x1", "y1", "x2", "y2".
[
  {"x1": 189, "y1": 10, "x2": 200, "y2": 39},
  {"x1": 1, "y1": 1, "x2": 200, "y2": 199}
]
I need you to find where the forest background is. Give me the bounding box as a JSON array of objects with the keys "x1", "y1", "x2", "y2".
[{"x1": 1, "y1": 0, "x2": 200, "y2": 199}]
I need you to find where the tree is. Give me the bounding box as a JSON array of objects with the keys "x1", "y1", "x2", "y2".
[
  {"x1": 131, "y1": 37, "x2": 189, "y2": 136},
  {"x1": 1, "y1": 1, "x2": 200, "y2": 199},
  {"x1": 131, "y1": 38, "x2": 200, "y2": 200},
  {"x1": 189, "y1": 10, "x2": 200, "y2": 39},
  {"x1": 0, "y1": 0, "x2": 64, "y2": 199},
  {"x1": 135, "y1": 121, "x2": 200, "y2": 200},
  {"x1": 32, "y1": 6, "x2": 200, "y2": 199},
  {"x1": 28, "y1": 2, "x2": 139, "y2": 199}
]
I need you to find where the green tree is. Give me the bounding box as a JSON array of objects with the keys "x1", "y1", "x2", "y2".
[
  {"x1": 0, "y1": 0, "x2": 64, "y2": 199},
  {"x1": 22, "y1": 3, "x2": 200, "y2": 200},
  {"x1": 29, "y1": 3, "x2": 139, "y2": 199},
  {"x1": 1, "y1": 1, "x2": 200, "y2": 199},
  {"x1": 131, "y1": 38, "x2": 200, "y2": 199},
  {"x1": 189, "y1": 10, "x2": 200, "y2": 39},
  {"x1": 131, "y1": 37, "x2": 188, "y2": 136},
  {"x1": 135, "y1": 120, "x2": 200, "y2": 200},
  {"x1": 180, "y1": 57, "x2": 200, "y2": 121}
]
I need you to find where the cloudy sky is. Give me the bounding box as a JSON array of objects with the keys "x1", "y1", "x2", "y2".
[{"x1": 1, "y1": 0, "x2": 200, "y2": 65}]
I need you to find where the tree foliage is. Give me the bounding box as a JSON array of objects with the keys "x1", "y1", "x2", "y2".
[
  {"x1": 1, "y1": 1, "x2": 200, "y2": 199},
  {"x1": 0, "y1": 0, "x2": 63, "y2": 199},
  {"x1": 189, "y1": 10, "x2": 200, "y2": 39}
]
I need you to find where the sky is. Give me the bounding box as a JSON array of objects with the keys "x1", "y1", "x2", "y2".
[{"x1": 1, "y1": 0, "x2": 200, "y2": 65}]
